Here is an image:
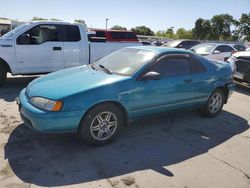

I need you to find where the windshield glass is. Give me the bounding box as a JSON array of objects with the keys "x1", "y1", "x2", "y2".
[
  {"x1": 94, "y1": 48, "x2": 156, "y2": 76},
  {"x1": 1, "y1": 23, "x2": 30, "y2": 38},
  {"x1": 164, "y1": 40, "x2": 181, "y2": 47},
  {"x1": 191, "y1": 44, "x2": 215, "y2": 55}
]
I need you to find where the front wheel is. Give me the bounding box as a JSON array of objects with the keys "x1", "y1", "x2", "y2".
[
  {"x1": 78, "y1": 103, "x2": 124, "y2": 146},
  {"x1": 0, "y1": 64, "x2": 7, "y2": 86},
  {"x1": 203, "y1": 89, "x2": 225, "y2": 117}
]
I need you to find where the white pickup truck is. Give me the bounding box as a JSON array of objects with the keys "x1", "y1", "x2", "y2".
[{"x1": 0, "y1": 21, "x2": 140, "y2": 85}]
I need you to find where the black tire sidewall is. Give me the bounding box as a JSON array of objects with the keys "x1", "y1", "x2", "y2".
[
  {"x1": 78, "y1": 103, "x2": 124, "y2": 145},
  {"x1": 0, "y1": 64, "x2": 7, "y2": 86},
  {"x1": 203, "y1": 89, "x2": 225, "y2": 117}
]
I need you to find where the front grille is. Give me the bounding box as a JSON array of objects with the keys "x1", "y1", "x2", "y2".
[{"x1": 236, "y1": 59, "x2": 250, "y2": 82}]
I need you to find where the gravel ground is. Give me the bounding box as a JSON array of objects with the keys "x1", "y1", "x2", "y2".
[{"x1": 0, "y1": 75, "x2": 250, "y2": 188}]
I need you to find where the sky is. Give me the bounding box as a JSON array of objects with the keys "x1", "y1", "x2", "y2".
[{"x1": 0, "y1": 0, "x2": 249, "y2": 32}]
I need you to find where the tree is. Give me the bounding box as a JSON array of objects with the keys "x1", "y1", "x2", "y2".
[
  {"x1": 51, "y1": 18, "x2": 62, "y2": 21},
  {"x1": 235, "y1": 13, "x2": 250, "y2": 41},
  {"x1": 193, "y1": 18, "x2": 212, "y2": 40},
  {"x1": 74, "y1": 19, "x2": 87, "y2": 27},
  {"x1": 176, "y1": 28, "x2": 192, "y2": 39},
  {"x1": 210, "y1": 14, "x2": 236, "y2": 40},
  {"x1": 110, "y1": 25, "x2": 127, "y2": 30},
  {"x1": 131, "y1": 26, "x2": 154, "y2": 36},
  {"x1": 32, "y1": 17, "x2": 48, "y2": 21},
  {"x1": 165, "y1": 27, "x2": 175, "y2": 38}
]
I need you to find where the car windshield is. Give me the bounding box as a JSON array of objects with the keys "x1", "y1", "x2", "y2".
[
  {"x1": 94, "y1": 48, "x2": 156, "y2": 76},
  {"x1": 1, "y1": 23, "x2": 30, "y2": 38},
  {"x1": 191, "y1": 44, "x2": 216, "y2": 55},
  {"x1": 165, "y1": 40, "x2": 181, "y2": 47}
]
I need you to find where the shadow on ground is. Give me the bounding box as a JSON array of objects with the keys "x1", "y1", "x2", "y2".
[
  {"x1": 4, "y1": 109, "x2": 249, "y2": 186},
  {"x1": 235, "y1": 83, "x2": 250, "y2": 96},
  {"x1": 0, "y1": 76, "x2": 37, "y2": 102}
]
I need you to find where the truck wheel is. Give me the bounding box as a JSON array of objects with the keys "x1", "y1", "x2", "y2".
[
  {"x1": 0, "y1": 64, "x2": 7, "y2": 86},
  {"x1": 78, "y1": 103, "x2": 124, "y2": 146},
  {"x1": 203, "y1": 89, "x2": 225, "y2": 117}
]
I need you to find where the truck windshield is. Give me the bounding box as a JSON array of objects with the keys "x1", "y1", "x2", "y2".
[
  {"x1": 94, "y1": 48, "x2": 156, "y2": 76},
  {"x1": 1, "y1": 23, "x2": 30, "y2": 39}
]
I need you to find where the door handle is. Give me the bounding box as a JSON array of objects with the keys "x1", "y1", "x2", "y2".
[
  {"x1": 53, "y1": 47, "x2": 62, "y2": 51},
  {"x1": 184, "y1": 79, "x2": 193, "y2": 84}
]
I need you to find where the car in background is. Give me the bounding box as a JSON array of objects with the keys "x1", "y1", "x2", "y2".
[
  {"x1": 139, "y1": 41, "x2": 152, "y2": 45},
  {"x1": 17, "y1": 46, "x2": 235, "y2": 145},
  {"x1": 191, "y1": 43, "x2": 245, "y2": 62},
  {"x1": 163, "y1": 39, "x2": 201, "y2": 50},
  {"x1": 227, "y1": 51, "x2": 250, "y2": 84},
  {"x1": 89, "y1": 29, "x2": 139, "y2": 42}
]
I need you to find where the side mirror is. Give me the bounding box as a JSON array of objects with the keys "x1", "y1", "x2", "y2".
[
  {"x1": 142, "y1": 71, "x2": 160, "y2": 80},
  {"x1": 213, "y1": 50, "x2": 221, "y2": 54},
  {"x1": 17, "y1": 34, "x2": 31, "y2": 45}
]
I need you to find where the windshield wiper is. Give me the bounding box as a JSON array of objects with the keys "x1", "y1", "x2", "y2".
[{"x1": 99, "y1": 64, "x2": 113, "y2": 74}]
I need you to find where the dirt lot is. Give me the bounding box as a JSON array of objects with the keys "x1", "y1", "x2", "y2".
[{"x1": 0, "y1": 75, "x2": 250, "y2": 188}]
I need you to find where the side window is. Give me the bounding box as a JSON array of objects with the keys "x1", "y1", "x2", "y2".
[
  {"x1": 151, "y1": 56, "x2": 190, "y2": 78},
  {"x1": 189, "y1": 54, "x2": 206, "y2": 74},
  {"x1": 234, "y1": 45, "x2": 246, "y2": 51},
  {"x1": 214, "y1": 45, "x2": 224, "y2": 52},
  {"x1": 64, "y1": 25, "x2": 81, "y2": 42},
  {"x1": 95, "y1": 31, "x2": 106, "y2": 38},
  {"x1": 110, "y1": 32, "x2": 137, "y2": 39},
  {"x1": 17, "y1": 25, "x2": 60, "y2": 45},
  {"x1": 223, "y1": 45, "x2": 234, "y2": 52}
]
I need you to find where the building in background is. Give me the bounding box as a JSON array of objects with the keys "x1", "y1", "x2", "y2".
[{"x1": 0, "y1": 18, "x2": 11, "y2": 36}]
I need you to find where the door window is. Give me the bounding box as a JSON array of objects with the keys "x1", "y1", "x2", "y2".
[
  {"x1": 151, "y1": 55, "x2": 190, "y2": 78},
  {"x1": 17, "y1": 25, "x2": 62, "y2": 45},
  {"x1": 64, "y1": 25, "x2": 81, "y2": 42},
  {"x1": 214, "y1": 45, "x2": 234, "y2": 53}
]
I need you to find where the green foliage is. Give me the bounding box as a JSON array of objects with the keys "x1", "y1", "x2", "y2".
[
  {"x1": 32, "y1": 17, "x2": 48, "y2": 21},
  {"x1": 110, "y1": 25, "x2": 127, "y2": 30},
  {"x1": 176, "y1": 28, "x2": 192, "y2": 39},
  {"x1": 235, "y1": 13, "x2": 250, "y2": 41},
  {"x1": 51, "y1": 18, "x2": 62, "y2": 21},
  {"x1": 131, "y1": 26, "x2": 154, "y2": 36},
  {"x1": 74, "y1": 19, "x2": 87, "y2": 27},
  {"x1": 210, "y1": 14, "x2": 235, "y2": 40}
]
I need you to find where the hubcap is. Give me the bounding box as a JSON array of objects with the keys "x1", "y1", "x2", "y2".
[
  {"x1": 90, "y1": 111, "x2": 117, "y2": 141},
  {"x1": 209, "y1": 93, "x2": 223, "y2": 114}
]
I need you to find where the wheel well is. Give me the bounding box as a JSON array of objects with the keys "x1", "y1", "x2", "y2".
[
  {"x1": 215, "y1": 86, "x2": 229, "y2": 103},
  {"x1": 78, "y1": 101, "x2": 129, "y2": 130},
  {"x1": 0, "y1": 58, "x2": 11, "y2": 73}
]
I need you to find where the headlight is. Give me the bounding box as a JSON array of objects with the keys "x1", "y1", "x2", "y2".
[
  {"x1": 29, "y1": 97, "x2": 63, "y2": 111},
  {"x1": 227, "y1": 56, "x2": 236, "y2": 74}
]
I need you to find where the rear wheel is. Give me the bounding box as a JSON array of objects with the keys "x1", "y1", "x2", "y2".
[
  {"x1": 203, "y1": 89, "x2": 225, "y2": 117},
  {"x1": 0, "y1": 64, "x2": 7, "y2": 86},
  {"x1": 78, "y1": 103, "x2": 124, "y2": 146}
]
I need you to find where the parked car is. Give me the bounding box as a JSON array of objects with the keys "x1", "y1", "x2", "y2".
[
  {"x1": 0, "y1": 21, "x2": 140, "y2": 86},
  {"x1": 17, "y1": 46, "x2": 235, "y2": 145},
  {"x1": 191, "y1": 43, "x2": 244, "y2": 62},
  {"x1": 139, "y1": 41, "x2": 152, "y2": 46},
  {"x1": 89, "y1": 29, "x2": 139, "y2": 42},
  {"x1": 227, "y1": 51, "x2": 250, "y2": 84},
  {"x1": 163, "y1": 39, "x2": 201, "y2": 49}
]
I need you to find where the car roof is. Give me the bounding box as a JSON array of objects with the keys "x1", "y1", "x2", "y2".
[{"x1": 127, "y1": 46, "x2": 189, "y2": 54}]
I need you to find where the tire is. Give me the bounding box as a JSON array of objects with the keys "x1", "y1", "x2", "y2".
[
  {"x1": 0, "y1": 64, "x2": 7, "y2": 86},
  {"x1": 78, "y1": 103, "x2": 124, "y2": 146},
  {"x1": 203, "y1": 89, "x2": 225, "y2": 117}
]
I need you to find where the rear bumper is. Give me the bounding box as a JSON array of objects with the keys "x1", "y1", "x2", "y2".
[{"x1": 17, "y1": 89, "x2": 86, "y2": 133}]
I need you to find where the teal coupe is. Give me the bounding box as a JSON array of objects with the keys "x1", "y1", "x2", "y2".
[{"x1": 17, "y1": 46, "x2": 235, "y2": 145}]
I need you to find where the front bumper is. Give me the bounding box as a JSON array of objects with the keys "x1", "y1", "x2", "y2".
[{"x1": 17, "y1": 89, "x2": 86, "y2": 133}]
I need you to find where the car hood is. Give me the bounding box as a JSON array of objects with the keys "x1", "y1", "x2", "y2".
[
  {"x1": 232, "y1": 51, "x2": 250, "y2": 58},
  {"x1": 26, "y1": 65, "x2": 130, "y2": 100}
]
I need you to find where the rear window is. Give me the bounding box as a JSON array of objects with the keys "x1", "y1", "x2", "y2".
[
  {"x1": 65, "y1": 25, "x2": 81, "y2": 42},
  {"x1": 110, "y1": 31, "x2": 137, "y2": 40},
  {"x1": 95, "y1": 31, "x2": 106, "y2": 38}
]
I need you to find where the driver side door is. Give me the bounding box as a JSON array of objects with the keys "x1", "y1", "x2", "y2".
[{"x1": 132, "y1": 54, "x2": 195, "y2": 117}]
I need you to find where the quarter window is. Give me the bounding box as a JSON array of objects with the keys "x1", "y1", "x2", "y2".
[{"x1": 151, "y1": 56, "x2": 190, "y2": 77}]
